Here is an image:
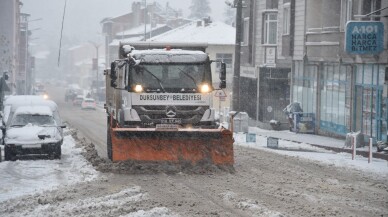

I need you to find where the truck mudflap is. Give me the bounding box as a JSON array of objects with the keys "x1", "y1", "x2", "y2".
[{"x1": 110, "y1": 127, "x2": 234, "y2": 166}]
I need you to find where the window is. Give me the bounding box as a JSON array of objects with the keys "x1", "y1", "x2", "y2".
[
  {"x1": 216, "y1": 53, "x2": 233, "y2": 69},
  {"x1": 283, "y1": 3, "x2": 291, "y2": 35},
  {"x1": 243, "y1": 17, "x2": 250, "y2": 46},
  {"x1": 340, "y1": 0, "x2": 353, "y2": 31},
  {"x1": 263, "y1": 13, "x2": 278, "y2": 45},
  {"x1": 362, "y1": 0, "x2": 381, "y2": 21}
]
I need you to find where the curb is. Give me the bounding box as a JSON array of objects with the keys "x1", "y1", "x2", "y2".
[{"x1": 257, "y1": 134, "x2": 388, "y2": 161}]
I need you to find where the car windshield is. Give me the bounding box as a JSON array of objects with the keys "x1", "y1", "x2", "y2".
[
  {"x1": 130, "y1": 63, "x2": 211, "y2": 92},
  {"x1": 11, "y1": 114, "x2": 56, "y2": 126}
]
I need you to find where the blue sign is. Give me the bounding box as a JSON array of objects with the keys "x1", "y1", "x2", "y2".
[{"x1": 345, "y1": 21, "x2": 384, "y2": 55}]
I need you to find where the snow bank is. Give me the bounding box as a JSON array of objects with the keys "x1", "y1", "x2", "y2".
[
  {"x1": 0, "y1": 130, "x2": 100, "y2": 202},
  {"x1": 234, "y1": 133, "x2": 388, "y2": 178}
]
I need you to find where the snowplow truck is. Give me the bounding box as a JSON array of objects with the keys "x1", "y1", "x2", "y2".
[{"x1": 105, "y1": 42, "x2": 234, "y2": 167}]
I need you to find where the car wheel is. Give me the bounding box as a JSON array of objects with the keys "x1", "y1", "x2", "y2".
[{"x1": 4, "y1": 146, "x2": 16, "y2": 161}]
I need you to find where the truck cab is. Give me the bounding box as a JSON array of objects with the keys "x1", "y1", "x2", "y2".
[{"x1": 107, "y1": 44, "x2": 226, "y2": 130}]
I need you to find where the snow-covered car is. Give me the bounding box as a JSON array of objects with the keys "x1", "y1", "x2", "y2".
[
  {"x1": 2, "y1": 95, "x2": 62, "y2": 128},
  {"x1": 81, "y1": 98, "x2": 96, "y2": 110},
  {"x1": 73, "y1": 95, "x2": 84, "y2": 106},
  {"x1": 3, "y1": 105, "x2": 65, "y2": 161}
]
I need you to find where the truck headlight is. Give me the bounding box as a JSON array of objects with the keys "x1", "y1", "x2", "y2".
[
  {"x1": 43, "y1": 94, "x2": 49, "y2": 99},
  {"x1": 200, "y1": 83, "x2": 210, "y2": 93},
  {"x1": 134, "y1": 84, "x2": 143, "y2": 92}
]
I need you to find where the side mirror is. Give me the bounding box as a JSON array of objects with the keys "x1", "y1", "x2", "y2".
[
  {"x1": 110, "y1": 62, "x2": 118, "y2": 88},
  {"x1": 219, "y1": 62, "x2": 226, "y2": 89}
]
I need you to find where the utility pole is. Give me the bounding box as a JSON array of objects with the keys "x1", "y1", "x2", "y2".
[
  {"x1": 144, "y1": 0, "x2": 147, "y2": 41},
  {"x1": 227, "y1": 0, "x2": 243, "y2": 111}
]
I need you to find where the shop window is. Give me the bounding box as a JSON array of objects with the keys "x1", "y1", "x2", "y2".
[
  {"x1": 263, "y1": 13, "x2": 278, "y2": 45},
  {"x1": 321, "y1": 63, "x2": 350, "y2": 134}
]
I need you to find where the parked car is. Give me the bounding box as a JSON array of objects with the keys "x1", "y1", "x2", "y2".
[
  {"x1": 81, "y1": 98, "x2": 96, "y2": 110},
  {"x1": 3, "y1": 105, "x2": 65, "y2": 160},
  {"x1": 73, "y1": 95, "x2": 84, "y2": 106},
  {"x1": 2, "y1": 96, "x2": 62, "y2": 128}
]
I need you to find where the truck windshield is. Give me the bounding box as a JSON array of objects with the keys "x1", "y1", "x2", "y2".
[{"x1": 130, "y1": 63, "x2": 212, "y2": 92}]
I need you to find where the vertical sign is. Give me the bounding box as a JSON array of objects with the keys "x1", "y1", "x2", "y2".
[{"x1": 345, "y1": 21, "x2": 384, "y2": 55}]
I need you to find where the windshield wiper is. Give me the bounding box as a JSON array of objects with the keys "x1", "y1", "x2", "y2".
[
  {"x1": 139, "y1": 67, "x2": 166, "y2": 92},
  {"x1": 177, "y1": 68, "x2": 198, "y2": 89}
]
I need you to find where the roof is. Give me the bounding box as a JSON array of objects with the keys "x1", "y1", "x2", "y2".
[
  {"x1": 14, "y1": 106, "x2": 53, "y2": 116},
  {"x1": 131, "y1": 49, "x2": 208, "y2": 63},
  {"x1": 116, "y1": 24, "x2": 167, "y2": 36},
  {"x1": 3, "y1": 95, "x2": 58, "y2": 113},
  {"x1": 149, "y1": 21, "x2": 236, "y2": 45}
]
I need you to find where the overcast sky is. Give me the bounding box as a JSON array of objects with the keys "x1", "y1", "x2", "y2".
[{"x1": 21, "y1": 0, "x2": 228, "y2": 54}]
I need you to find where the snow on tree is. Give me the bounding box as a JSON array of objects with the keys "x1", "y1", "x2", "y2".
[
  {"x1": 224, "y1": 5, "x2": 236, "y2": 26},
  {"x1": 189, "y1": 0, "x2": 211, "y2": 20}
]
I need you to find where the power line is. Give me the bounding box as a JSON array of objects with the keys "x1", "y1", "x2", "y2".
[{"x1": 57, "y1": 0, "x2": 67, "y2": 67}]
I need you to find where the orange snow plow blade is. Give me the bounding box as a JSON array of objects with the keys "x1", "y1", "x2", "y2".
[{"x1": 111, "y1": 128, "x2": 234, "y2": 166}]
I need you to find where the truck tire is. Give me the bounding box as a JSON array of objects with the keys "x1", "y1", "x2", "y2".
[
  {"x1": 107, "y1": 117, "x2": 113, "y2": 161},
  {"x1": 4, "y1": 146, "x2": 15, "y2": 161}
]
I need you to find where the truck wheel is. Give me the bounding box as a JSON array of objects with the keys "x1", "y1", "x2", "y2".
[
  {"x1": 107, "y1": 118, "x2": 113, "y2": 161},
  {"x1": 4, "y1": 146, "x2": 15, "y2": 161}
]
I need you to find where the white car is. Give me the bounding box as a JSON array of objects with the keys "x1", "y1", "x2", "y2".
[
  {"x1": 81, "y1": 98, "x2": 97, "y2": 110},
  {"x1": 3, "y1": 105, "x2": 65, "y2": 160}
]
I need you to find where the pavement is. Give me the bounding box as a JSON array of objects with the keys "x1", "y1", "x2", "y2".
[{"x1": 247, "y1": 127, "x2": 388, "y2": 161}]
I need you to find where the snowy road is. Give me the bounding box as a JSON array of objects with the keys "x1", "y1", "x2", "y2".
[{"x1": 0, "y1": 86, "x2": 387, "y2": 216}]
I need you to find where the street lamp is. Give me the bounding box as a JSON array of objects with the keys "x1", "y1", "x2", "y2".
[{"x1": 89, "y1": 41, "x2": 101, "y2": 101}]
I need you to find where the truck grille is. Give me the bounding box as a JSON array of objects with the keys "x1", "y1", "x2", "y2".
[{"x1": 133, "y1": 105, "x2": 208, "y2": 125}]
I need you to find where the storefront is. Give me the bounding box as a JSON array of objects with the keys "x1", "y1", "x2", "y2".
[{"x1": 292, "y1": 60, "x2": 388, "y2": 142}]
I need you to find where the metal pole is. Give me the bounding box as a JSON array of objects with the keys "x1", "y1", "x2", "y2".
[
  {"x1": 232, "y1": 0, "x2": 242, "y2": 111},
  {"x1": 96, "y1": 46, "x2": 99, "y2": 101},
  {"x1": 144, "y1": 0, "x2": 147, "y2": 41}
]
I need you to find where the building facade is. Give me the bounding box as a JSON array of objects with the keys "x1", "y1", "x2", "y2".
[
  {"x1": 239, "y1": 0, "x2": 388, "y2": 142},
  {"x1": 291, "y1": 0, "x2": 388, "y2": 142},
  {"x1": 239, "y1": 0, "x2": 291, "y2": 127},
  {"x1": 0, "y1": 0, "x2": 21, "y2": 94}
]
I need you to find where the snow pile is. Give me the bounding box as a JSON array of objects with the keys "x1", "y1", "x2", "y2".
[
  {"x1": 220, "y1": 191, "x2": 284, "y2": 217},
  {"x1": 234, "y1": 132, "x2": 388, "y2": 178},
  {"x1": 0, "y1": 129, "x2": 100, "y2": 202}
]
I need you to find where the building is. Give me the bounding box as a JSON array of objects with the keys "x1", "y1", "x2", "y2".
[
  {"x1": 290, "y1": 0, "x2": 388, "y2": 142},
  {"x1": 101, "y1": 1, "x2": 190, "y2": 65},
  {"x1": 0, "y1": 0, "x2": 21, "y2": 94},
  {"x1": 239, "y1": 0, "x2": 292, "y2": 128},
  {"x1": 238, "y1": 0, "x2": 388, "y2": 143}
]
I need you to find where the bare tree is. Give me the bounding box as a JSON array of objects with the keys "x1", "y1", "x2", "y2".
[
  {"x1": 224, "y1": 5, "x2": 235, "y2": 26},
  {"x1": 189, "y1": 0, "x2": 211, "y2": 20}
]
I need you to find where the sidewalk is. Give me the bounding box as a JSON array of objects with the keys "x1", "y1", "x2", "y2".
[{"x1": 247, "y1": 127, "x2": 388, "y2": 161}]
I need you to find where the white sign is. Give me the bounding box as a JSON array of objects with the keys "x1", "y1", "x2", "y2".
[
  {"x1": 131, "y1": 93, "x2": 210, "y2": 106},
  {"x1": 265, "y1": 47, "x2": 276, "y2": 65},
  {"x1": 240, "y1": 66, "x2": 257, "y2": 79}
]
